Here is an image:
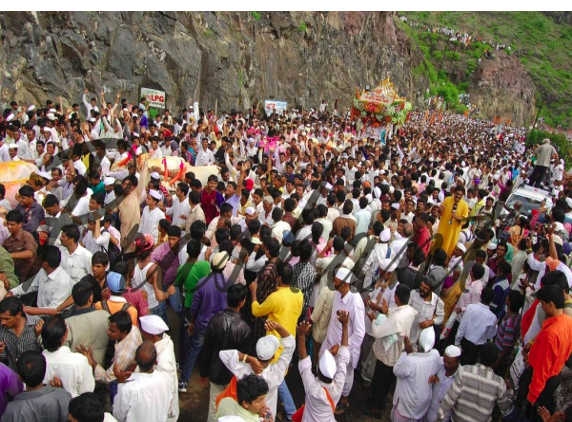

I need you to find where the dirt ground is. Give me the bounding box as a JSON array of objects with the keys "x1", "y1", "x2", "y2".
[
  {"x1": 177, "y1": 365, "x2": 391, "y2": 422},
  {"x1": 169, "y1": 309, "x2": 390, "y2": 422}
]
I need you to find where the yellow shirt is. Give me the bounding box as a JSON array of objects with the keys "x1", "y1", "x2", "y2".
[{"x1": 252, "y1": 286, "x2": 303, "y2": 336}]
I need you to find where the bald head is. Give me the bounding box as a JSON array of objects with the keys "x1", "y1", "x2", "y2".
[{"x1": 135, "y1": 340, "x2": 157, "y2": 372}]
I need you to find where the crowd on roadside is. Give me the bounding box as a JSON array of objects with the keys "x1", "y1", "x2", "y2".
[{"x1": 0, "y1": 91, "x2": 570, "y2": 422}]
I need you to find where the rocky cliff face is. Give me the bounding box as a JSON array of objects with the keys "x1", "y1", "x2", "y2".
[{"x1": 0, "y1": 11, "x2": 536, "y2": 125}]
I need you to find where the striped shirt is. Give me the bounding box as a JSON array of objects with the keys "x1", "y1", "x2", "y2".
[
  {"x1": 495, "y1": 313, "x2": 520, "y2": 352},
  {"x1": 0, "y1": 323, "x2": 42, "y2": 369},
  {"x1": 437, "y1": 363, "x2": 511, "y2": 422}
]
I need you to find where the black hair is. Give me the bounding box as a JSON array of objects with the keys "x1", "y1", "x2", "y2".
[
  {"x1": 109, "y1": 311, "x2": 132, "y2": 334},
  {"x1": 186, "y1": 239, "x2": 203, "y2": 259},
  {"x1": 90, "y1": 192, "x2": 105, "y2": 207},
  {"x1": 481, "y1": 286, "x2": 494, "y2": 305},
  {"x1": 297, "y1": 239, "x2": 312, "y2": 262},
  {"x1": 0, "y1": 296, "x2": 25, "y2": 317},
  {"x1": 247, "y1": 219, "x2": 261, "y2": 235},
  {"x1": 311, "y1": 222, "x2": 323, "y2": 244},
  {"x1": 16, "y1": 351, "x2": 46, "y2": 388},
  {"x1": 237, "y1": 374, "x2": 269, "y2": 406},
  {"x1": 167, "y1": 225, "x2": 181, "y2": 238},
  {"x1": 277, "y1": 260, "x2": 293, "y2": 285},
  {"x1": 215, "y1": 228, "x2": 230, "y2": 245},
  {"x1": 61, "y1": 224, "x2": 81, "y2": 242},
  {"x1": 42, "y1": 194, "x2": 59, "y2": 208},
  {"x1": 227, "y1": 284, "x2": 248, "y2": 308},
  {"x1": 342, "y1": 200, "x2": 353, "y2": 215},
  {"x1": 41, "y1": 315, "x2": 67, "y2": 352},
  {"x1": 177, "y1": 182, "x2": 189, "y2": 196},
  {"x1": 92, "y1": 251, "x2": 109, "y2": 267},
  {"x1": 395, "y1": 284, "x2": 411, "y2": 305},
  {"x1": 190, "y1": 220, "x2": 206, "y2": 240},
  {"x1": 220, "y1": 203, "x2": 233, "y2": 215},
  {"x1": 272, "y1": 207, "x2": 284, "y2": 223},
  {"x1": 471, "y1": 263, "x2": 485, "y2": 280},
  {"x1": 479, "y1": 342, "x2": 499, "y2": 367},
  {"x1": 42, "y1": 245, "x2": 62, "y2": 268},
  {"x1": 284, "y1": 198, "x2": 296, "y2": 212},
  {"x1": 68, "y1": 392, "x2": 105, "y2": 422},
  {"x1": 72, "y1": 278, "x2": 95, "y2": 306},
  {"x1": 265, "y1": 237, "x2": 281, "y2": 258},
  {"x1": 189, "y1": 190, "x2": 201, "y2": 204},
  {"x1": 507, "y1": 290, "x2": 525, "y2": 313},
  {"x1": 433, "y1": 248, "x2": 447, "y2": 266},
  {"x1": 5, "y1": 209, "x2": 24, "y2": 223}
]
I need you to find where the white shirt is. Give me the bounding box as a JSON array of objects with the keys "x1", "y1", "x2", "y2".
[
  {"x1": 113, "y1": 370, "x2": 172, "y2": 422},
  {"x1": 408, "y1": 291, "x2": 445, "y2": 346},
  {"x1": 139, "y1": 206, "x2": 166, "y2": 243},
  {"x1": 298, "y1": 346, "x2": 350, "y2": 422},
  {"x1": 354, "y1": 209, "x2": 371, "y2": 235},
  {"x1": 425, "y1": 361, "x2": 457, "y2": 422},
  {"x1": 73, "y1": 159, "x2": 87, "y2": 176},
  {"x1": 316, "y1": 217, "x2": 333, "y2": 241},
  {"x1": 82, "y1": 227, "x2": 111, "y2": 254},
  {"x1": 393, "y1": 349, "x2": 442, "y2": 419},
  {"x1": 219, "y1": 335, "x2": 295, "y2": 418},
  {"x1": 71, "y1": 193, "x2": 92, "y2": 217},
  {"x1": 195, "y1": 148, "x2": 215, "y2": 166},
  {"x1": 322, "y1": 290, "x2": 365, "y2": 369},
  {"x1": 100, "y1": 155, "x2": 111, "y2": 176},
  {"x1": 11, "y1": 266, "x2": 73, "y2": 309},
  {"x1": 43, "y1": 346, "x2": 95, "y2": 397},
  {"x1": 371, "y1": 304, "x2": 418, "y2": 367},
  {"x1": 455, "y1": 302, "x2": 497, "y2": 346},
  {"x1": 271, "y1": 220, "x2": 291, "y2": 242},
  {"x1": 166, "y1": 195, "x2": 190, "y2": 230},
  {"x1": 60, "y1": 244, "x2": 93, "y2": 286},
  {"x1": 153, "y1": 335, "x2": 179, "y2": 422},
  {"x1": 362, "y1": 243, "x2": 394, "y2": 289}
]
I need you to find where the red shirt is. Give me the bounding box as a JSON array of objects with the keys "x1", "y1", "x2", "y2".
[
  {"x1": 414, "y1": 226, "x2": 432, "y2": 256},
  {"x1": 201, "y1": 189, "x2": 220, "y2": 225},
  {"x1": 527, "y1": 313, "x2": 572, "y2": 404}
]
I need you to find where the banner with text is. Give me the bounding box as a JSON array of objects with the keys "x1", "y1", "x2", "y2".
[
  {"x1": 264, "y1": 100, "x2": 288, "y2": 116},
  {"x1": 141, "y1": 87, "x2": 166, "y2": 109}
]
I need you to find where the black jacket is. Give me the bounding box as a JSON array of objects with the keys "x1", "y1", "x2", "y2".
[{"x1": 198, "y1": 308, "x2": 251, "y2": 385}]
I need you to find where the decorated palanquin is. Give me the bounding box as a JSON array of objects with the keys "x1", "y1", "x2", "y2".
[
  {"x1": 0, "y1": 161, "x2": 39, "y2": 208},
  {"x1": 142, "y1": 155, "x2": 219, "y2": 190},
  {"x1": 350, "y1": 78, "x2": 412, "y2": 126}
]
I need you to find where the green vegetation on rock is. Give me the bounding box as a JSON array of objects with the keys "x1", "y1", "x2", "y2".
[
  {"x1": 526, "y1": 129, "x2": 571, "y2": 168},
  {"x1": 400, "y1": 12, "x2": 572, "y2": 129}
]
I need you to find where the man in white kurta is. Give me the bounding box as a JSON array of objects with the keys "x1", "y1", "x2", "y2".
[
  {"x1": 139, "y1": 315, "x2": 179, "y2": 422},
  {"x1": 391, "y1": 330, "x2": 441, "y2": 420},
  {"x1": 219, "y1": 322, "x2": 295, "y2": 419},
  {"x1": 298, "y1": 310, "x2": 350, "y2": 422},
  {"x1": 320, "y1": 267, "x2": 365, "y2": 404},
  {"x1": 113, "y1": 342, "x2": 172, "y2": 422},
  {"x1": 43, "y1": 344, "x2": 95, "y2": 398},
  {"x1": 139, "y1": 190, "x2": 166, "y2": 243}
]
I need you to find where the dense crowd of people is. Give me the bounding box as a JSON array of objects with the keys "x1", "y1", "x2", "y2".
[{"x1": 0, "y1": 92, "x2": 571, "y2": 422}]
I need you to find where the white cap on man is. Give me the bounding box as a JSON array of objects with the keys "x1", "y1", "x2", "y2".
[
  {"x1": 444, "y1": 345, "x2": 462, "y2": 358},
  {"x1": 335, "y1": 267, "x2": 352, "y2": 283},
  {"x1": 256, "y1": 335, "x2": 280, "y2": 361},
  {"x1": 149, "y1": 189, "x2": 162, "y2": 201},
  {"x1": 318, "y1": 349, "x2": 337, "y2": 378},
  {"x1": 139, "y1": 315, "x2": 169, "y2": 335}
]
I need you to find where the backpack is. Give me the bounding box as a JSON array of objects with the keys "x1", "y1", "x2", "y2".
[
  {"x1": 100, "y1": 228, "x2": 122, "y2": 267},
  {"x1": 100, "y1": 300, "x2": 132, "y2": 314}
]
